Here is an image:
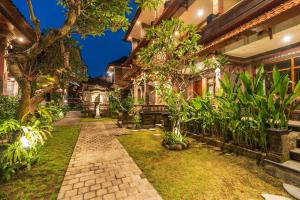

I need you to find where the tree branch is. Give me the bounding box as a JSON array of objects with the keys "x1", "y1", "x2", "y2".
[
  {"x1": 23, "y1": 1, "x2": 80, "y2": 62},
  {"x1": 26, "y1": 0, "x2": 41, "y2": 40},
  {"x1": 31, "y1": 83, "x2": 58, "y2": 105},
  {"x1": 8, "y1": 63, "x2": 24, "y2": 82}
]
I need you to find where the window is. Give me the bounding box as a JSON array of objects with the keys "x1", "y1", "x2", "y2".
[
  {"x1": 294, "y1": 57, "x2": 300, "y2": 87},
  {"x1": 294, "y1": 57, "x2": 300, "y2": 67},
  {"x1": 264, "y1": 58, "x2": 298, "y2": 93},
  {"x1": 294, "y1": 68, "x2": 300, "y2": 86},
  {"x1": 265, "y1": 60, "x2": 291, "y2": 71}
]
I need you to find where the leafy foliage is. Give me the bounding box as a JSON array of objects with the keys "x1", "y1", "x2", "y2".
[
  {"x1": 268, "y1": 67, "x2": 300, "y2": 129},
  {"x1": 34, "y1": 37, "x2": 88, "y2": 93},
  {"x1": 0, "y1": 125, "x2": 81, "y2": 199},
  {"x1": 58, "y1": 0, "x2": 163, "y2": 37},
  {"x1": 186, "y1": 66, "x2": 268, "y2": 150},
  {"x1": 0, "y1": 103, "x2": 69, "y2": 182},
  {"x1": 122, "y1": 96, "x2": 134, "y2": 112},
  {"x1": 108, "y1": 87, "x2": 134, "y2": 117},
  {"x1": 0, "y1": 96, "x2": 18, "y2": 120},
  {"x1": 135, "y1": 0, "x2": 164, "y2": 10},
  {"x1": 186, "y1": 64, "x2": 300, "y2": 151},
  {"x1": 163, "y1": 131, "x2": 187, "y2": 146},
  {"x1": 108, "y1": 87, "x2": 123, "y2": 117},
  {"x1": 133, "y1": 113, "x2": 141, "y2": 129},
  {"x1": 138, "y1": 19, "x2": 202, "y2": 137}
]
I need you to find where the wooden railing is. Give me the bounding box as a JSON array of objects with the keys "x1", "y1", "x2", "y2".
[{"x1": 201, "y1": 0, "x2": 286, "y2": 44}]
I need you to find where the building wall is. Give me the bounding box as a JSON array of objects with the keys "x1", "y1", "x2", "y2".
[{"x1": 0, "y1": 45, "x2": 8, "y2": 95}]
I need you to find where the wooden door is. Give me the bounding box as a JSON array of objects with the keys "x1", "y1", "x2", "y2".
[{"x1": 193, "y1": 80, "x2": 202, "y2": 97}]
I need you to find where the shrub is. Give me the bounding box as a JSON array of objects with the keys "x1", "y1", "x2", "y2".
[
  {"x1": 186, "y1": 65, "x2": 269, "y2": 151},
  {"x1": 0, "y1": 104, "x2": 56, "y2": 182},
  {"x1": 0, "y1": 96, "x2": 18, "y2": 120},
  {"x1": 108, "y1": 87, "x2": 122, "y2": 117},
  {"x1": 133, "y1": 113, "x2": 141, "y2": 129},
  {"x1": 121, "y1": 96, "x2": 134, "y2": 112},
  {"x1": 163, "y1": 131, "x2": 187, "y2": 145}
]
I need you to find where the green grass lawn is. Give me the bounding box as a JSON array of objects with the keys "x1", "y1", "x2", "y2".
[
  {"x1": 80, "y1": 117, "x2": 115, "y2": 122},
  {"x1": 118, "y1": 130, "x2": 291, "y2": 200},
  {"x1": 0, "y1": 125, "x2": 80, "y2": 200}
]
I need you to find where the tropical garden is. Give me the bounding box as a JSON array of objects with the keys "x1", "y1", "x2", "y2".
[
  {"x1": 136, "y1": 18, "x2": 300, "y2": 153},
  {"x1": 0, "y1": 0, "x2": 299, "y2": 199},
  {"x1": 115, "y1": 17, "x2": 300, "y2": 199},
  {"x1": 0, "y1": 0, "x2": 163, "y2": 198}
]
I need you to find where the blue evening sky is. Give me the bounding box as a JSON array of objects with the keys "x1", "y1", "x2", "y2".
[{"x1": 11, "y1": 0, "x2": 137, "y2": 77}]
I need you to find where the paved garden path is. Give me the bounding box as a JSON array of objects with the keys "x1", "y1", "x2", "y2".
[
  {"x1": 53, "y1": 111, "x2": 81, "y2": 126},
  {"x1": 58, "y1": 120, "x2": 162, "y2": 200}
]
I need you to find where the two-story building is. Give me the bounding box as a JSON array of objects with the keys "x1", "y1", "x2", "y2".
[
  {"x1": 122, "y1": 0, "x2": 300, "y2": 103},
  {"x1": 121, "y1": 0, "x2": 300, "y2": 186},
  {"x1": 0, "y1": 0, "x2": 35, "y2": 96}
]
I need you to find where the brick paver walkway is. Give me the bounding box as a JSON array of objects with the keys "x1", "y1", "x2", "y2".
[
  {"x1": 53, "y1": 111, "x2": 81, "y2": 126},
  {"x1": 58, "y1": 121, "x2": 162, "y2": 200}
]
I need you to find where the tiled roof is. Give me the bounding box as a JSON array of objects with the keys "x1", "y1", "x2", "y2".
[{"x1": 0, "y1": 0, "x2": 35, "y2": 42}]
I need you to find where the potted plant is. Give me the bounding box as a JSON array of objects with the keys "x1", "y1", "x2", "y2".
[{"x1": 266, "y1": 67, "x2": 300, "y2": 162}]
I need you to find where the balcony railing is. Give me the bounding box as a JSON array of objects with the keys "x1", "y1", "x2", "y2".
[
  {"x1": 201, "y1": 0, "x2": 286, "y2": 44},
  {"x1": 141, "y1": 105, "x2": 168, "y2": 113}
]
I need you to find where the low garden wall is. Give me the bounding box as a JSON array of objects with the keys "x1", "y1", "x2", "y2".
[{"x1": 187, "y1": 132, "x2": 266, "y2": 162}]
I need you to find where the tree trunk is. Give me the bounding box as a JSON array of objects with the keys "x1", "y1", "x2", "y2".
[
  {"x1": 173, "y1": 118, "x2": 181, "y2": 135},
  {"x1": 17, "y1": 80, "x2": 34, "y2": 119}
]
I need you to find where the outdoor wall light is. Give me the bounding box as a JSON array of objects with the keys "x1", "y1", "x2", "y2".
[
  {"x1": 18, "y1": 37, "x2": 24, "y2": 42},
  {"x1": 137, "y1": 21, "x2": 141, "y2": 25},
  {"x1": 174, "y1": 31, "x2": 180, "y2": 37},
  {"x1": 20, "y1": 136, "x2": 30, "y2": 149},
  {"x1": 282, "y1": 35, "x2": 292, "y2": 43},
  {"x1": 197, "y1": 9, "x2": 204, "y2": 17}
]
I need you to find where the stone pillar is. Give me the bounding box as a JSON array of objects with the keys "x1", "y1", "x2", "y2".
[
  {"x1": 0, "y1": 38, "x2": 8, "y2": 95},
  {"x1": 155, "y1": 89, "x2": 158, "y2": 105},
  {"x1": 213, "y1": 0, "x2": 224, "y2": 15},
  {"x1": 266, "y1": 129, "x2": 291, "y2": 163},
  {"x1": 133, "y1": 80, "x2": 139, "y2": 105},
  {"x1": 202, "y1": 78, "x2": 207, "y2": 96},
  {"x1": 143, "y1": 80, "x2": 147, "y2": 105},
  {"x1": 215, "y1": 67, "x2": 221, "y2": 95},
  {"x1": 94, "y1": 93, "x2": 101, "y2": 118}
]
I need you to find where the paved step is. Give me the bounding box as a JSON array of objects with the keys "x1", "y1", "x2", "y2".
[
  {"x1": 290, "y1": 148, "x2": 300, "y2": 162},
  {"x1": 261, "y1": 193, "x2": 290, "y2": 200},
  {"x1": 289, "y1": 121, "x2": 300, "y2": 131},
  {"x1": 264, "y1": 159, "x2": 300, "y2": 186},
  {"x1": 282, "y1": 160, "x2": 300, "y2": 173},
  {"x1": 283, "y1": 183, "x2": 300, "y2": 200}
]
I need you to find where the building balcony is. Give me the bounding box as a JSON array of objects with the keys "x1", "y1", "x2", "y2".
[{"x1": 200, "y1": 0, "x2": 287, "y2": 45}]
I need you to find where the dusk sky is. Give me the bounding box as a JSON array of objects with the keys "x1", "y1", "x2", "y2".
[{"x1": 12, "y1": 0, "x2": 137, "y2": 78}]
